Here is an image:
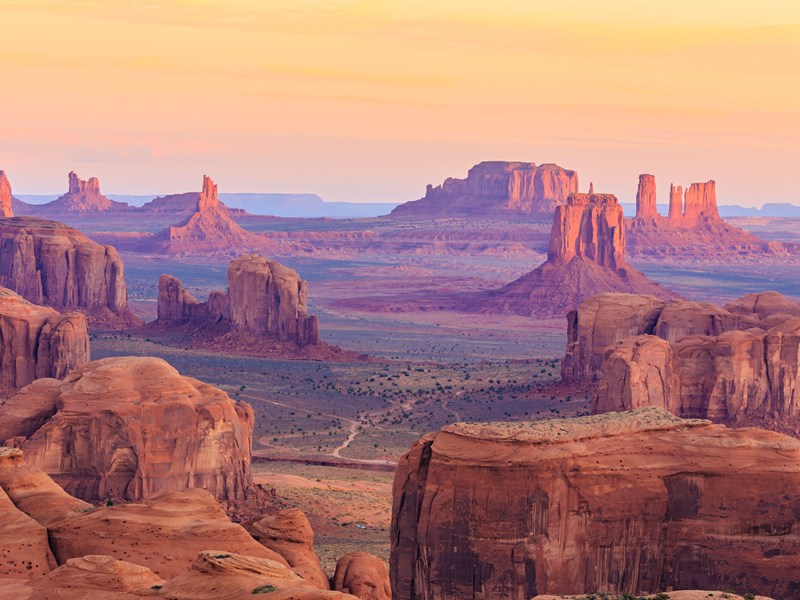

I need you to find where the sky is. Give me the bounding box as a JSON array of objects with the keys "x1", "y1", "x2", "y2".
[{"x1": 1, "y1": 0, "x2": 798, "y2": 205}]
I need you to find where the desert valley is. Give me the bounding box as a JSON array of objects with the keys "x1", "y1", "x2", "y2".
[{"x1": 1, "y1": 2, "x2": 798, "y2": 599}]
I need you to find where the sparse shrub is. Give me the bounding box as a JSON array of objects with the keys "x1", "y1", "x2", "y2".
[{"x1": 253, "y1": 584, "x2": 279, "y2": 594}]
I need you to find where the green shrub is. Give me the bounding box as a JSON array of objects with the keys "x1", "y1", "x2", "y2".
[{"x1": 253, "y1": 585, "x2": 279, "y2": 594}]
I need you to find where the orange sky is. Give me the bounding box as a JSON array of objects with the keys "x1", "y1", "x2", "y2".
[{"x1": 1, "y1": 0, "x2": 798, "y2": 205}]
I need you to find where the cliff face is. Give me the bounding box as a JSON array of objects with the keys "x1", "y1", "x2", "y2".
[
  {"x1": 0, "y1": 216, "x2": 136, "y2": 327},
  {"x1": 390, "y1": 161, "x2": 579, "y2": 219},
  {"x1": 0, "y1": 357, "x2": 255, "y2": 506},
  {"x1": 0, "y1": 288, "x2": 89, "y2": 391},
  {"x1": 390, "y1": 409, "x2": 800, "y2": 599},
  {"x1": 480, "y1": 192, "x2": 678, "y2": 317},
  {"x1": 157, "y1": 254, "x2": 319, "y2": 347},
  {"x1": 635, "y1": 174, "x2": 657, "y2": 220},
  {"x1": 0, "y1": 171, "x2": 13, "y2": 218},
  {"x1": 563, "y1": 291, "x2": 794, "y2": 382}
]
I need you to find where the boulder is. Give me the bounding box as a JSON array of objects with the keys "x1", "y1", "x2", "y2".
[{"x1": 333, "y1": 552, "x2": 391, "y2": 600}]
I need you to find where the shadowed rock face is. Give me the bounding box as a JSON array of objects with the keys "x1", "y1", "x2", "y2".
[
  {"x1": 0, "y1": 287, "x2": 89, "y2": 391},
  {"x1": 158, "y1": 253, "x2": 319, "y2": 346},
  {"x1": 0, "y1": 216, "x2": 136, "y2": 327},
  {"x1": 0, "y1": 356, "x2": 255, "y2": 506},
  {"x1": 390, "y1": 161, "x2": 579, "y2": 219},
  {"x1": 390, "y1": 408, "x2": 800, "y2": 599},
  {"x1": 480, "y1": 192, "x2": 678, "y2": 317}
]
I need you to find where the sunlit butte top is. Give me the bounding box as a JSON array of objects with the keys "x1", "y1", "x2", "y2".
[{"x1": 0, "y1": 0, "x2": 798, "y2": 205}]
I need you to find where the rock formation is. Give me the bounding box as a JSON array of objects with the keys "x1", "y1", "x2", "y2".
[
  {"x1": 628, "y1": 174, "x2": 780, "y2": 258},
  {"x1": 333, "y1": 552, "x2": 392, "y2": 600},
  {"x1": 479, "y1": 191, "x2": 679, "y2": 317},
  {"x1": 139, "y1": 175, "x2": 267, "y2": 254},
  {"x1": 157, "y1": 253, "x2": 320, "y2": 347},
  {"x1": 533, "y1": 594, "x2": 773, "y2": 600},
  {"x1": 0, "y1": 357, "x2": 255, "y2": 506},
  {"x1": 245, "y1": 509, "x2": 329, "y2": 589},
  {"x1": 390, "y1": 408, "x2": 800, "y2": 599},
  {"x1": 44, "y1": 172, "x2": 128, "y2": 213},
  {"x1": 0, "y1": 216, "x2": 137, "y2": 327},
  {"x1": 390, "y1": 161, "x2": 579, "y2": 219},
  {"x1": 635, "y1": 174, "x2": 657, "y2": 221},
  {"x1": 0, "y1": 287, "x2": 89, "y2": 391},
  {"x1": 562, "y1": 291, "x2": 800, "y2": 382},
  {"x1": 0, "y1": 171, "x2": 13, "y2": 218}
]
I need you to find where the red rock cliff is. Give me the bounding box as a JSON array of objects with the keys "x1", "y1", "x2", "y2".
[
  {"x1": 391, "y1": 161, "x2": 579, "y2": 219},
  {"x1": 0, "y1": 288, "x2": 89, "y2": 391},
  {"x1": 635, "y1": 174, "x2": 657, "y2": 220},
  {"x1": 0, "y1": 171, "x2": 13, "y2": 218},
  {"x1": 157, "y1": 254, "x2": 319, "y2": 347},
  {"x1": 0, "y1": 356, "x2": 255, "y2": 505},
  {"x1": 390, "y1": 408, "x2": 800, "y2": 599},
  {"x1": 0, "y1": 217, "x2": 135, "y2": 326}
]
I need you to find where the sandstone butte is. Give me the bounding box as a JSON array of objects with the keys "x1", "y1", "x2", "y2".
[
  {"x1": 478, "y1": 190, "x2": 680, "y2": 317},
  {"x1": 138, "y1": 175, "x2": 268, "y2": 254},
  {"x1": 0, "y1": 171, "x2": 13, "y2": 218},
  {"x1": 627, "y1": 173, "x2": 781, "y2": 258},
  {"x1": 157, "y1": 253, "x2": 320, "y2": 348},
  {"x1": 0, "y1": 446, "x2": 376, "y2": 599},
  {"x1": 0, "y1": 213, "x2": 138, "y2": 328},
  {"x1": 0, "y1": 356, "x2": 262, "y2": 512},
  {"x1": 390, "y1": 408, "x2": 800, "y2": 599},
  {"x1": 10, "y1": 171, "x2": 131, "y2": 217},
  {"x1": 563, "y1": 291, "x2": 800, "y2": 433},
  {"x1": 390, "y1": 161, "x2": 579, "y2": 219},
  {"x1": 0, "y1": 287, "x2": 89, "y2": 392}
]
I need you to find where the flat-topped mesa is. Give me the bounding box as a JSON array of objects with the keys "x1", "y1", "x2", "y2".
[
  {"x1": 197, "y1": 174, "x2": 219, "y2": 212},
  {"x1": 157, "y1": 254, "x2": 319, "y2": 347},
  {"x1": 635, "y1": 174, "x2": 658, "y2": 220},
  {"x1": 682, "y1": 179, "x2": 719, "y2": 225},
  {"x1": 390, "y1": 408, "x2": 800, "y2": 599},
  {"x1": 0, "y1": 287, "x2": 89, "y2": 391},
  {"x1": 548, "y1": 192, "x2": 625, "y2": 269},
  {"x1": 0, "y1": 171, "x2": 13, "y2": 217},
  {"x1": 390, "y1": 161, "x2": 579, "y2": 219}
]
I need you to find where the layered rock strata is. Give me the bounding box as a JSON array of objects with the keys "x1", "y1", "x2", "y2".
[
  {"x1": 390, "y1": 408, "x2": 800, "y2": 598},
  {"x1": 0, "y1": 287, "x2": 89, "y2": 391}
]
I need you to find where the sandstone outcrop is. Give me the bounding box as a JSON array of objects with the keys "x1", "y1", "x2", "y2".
[
  {"x1": 139, "y1": 175, "x2": 267, "y2": 255},
  {"x1": 333, "y1": 552, "x2": 391, "y2": 600},
  {"x1": 157, "y1": 253, "x2": 320, "y2": 347},
  {"x1": 153, "y1": 551, "x2": 359, "y2": 599},
  {"x1": 390, "y1": 161, "x2": 579, "y2": 219},
  {"x1": 560, "y1": 292, "x2": 793, "y2": 382},
  {"x1": 0, "y1": 171, "x2": 13, "y2": 218},
  {"x1": 0, "y1": 216, "x2": 137, "y2": 327},
  {"x1": 480, "y1": 191, "x2": 679, "y2": 317},
  {"x1": 0, "y1": 288, "x2": 89, "y2": 391},
  {"x1": 533, "y1": 594, "x2": 773, "y2": 600},
  {"x1": 245, "y1": 509, "x2": 329, "y2": 589},
  {"x1": 0, "y1": 357, "x2": 255, "y2": 505},
  {"x1": 628, "y1": 174, "x2": 780, "y2": 258},
  {"x1": 390, "y1": 408, "x2": 800, "y2": 598}
]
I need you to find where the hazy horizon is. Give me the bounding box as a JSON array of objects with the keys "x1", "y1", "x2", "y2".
[{"x1": 1, "y1": 1, "x2": 798, "y2": 206}]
